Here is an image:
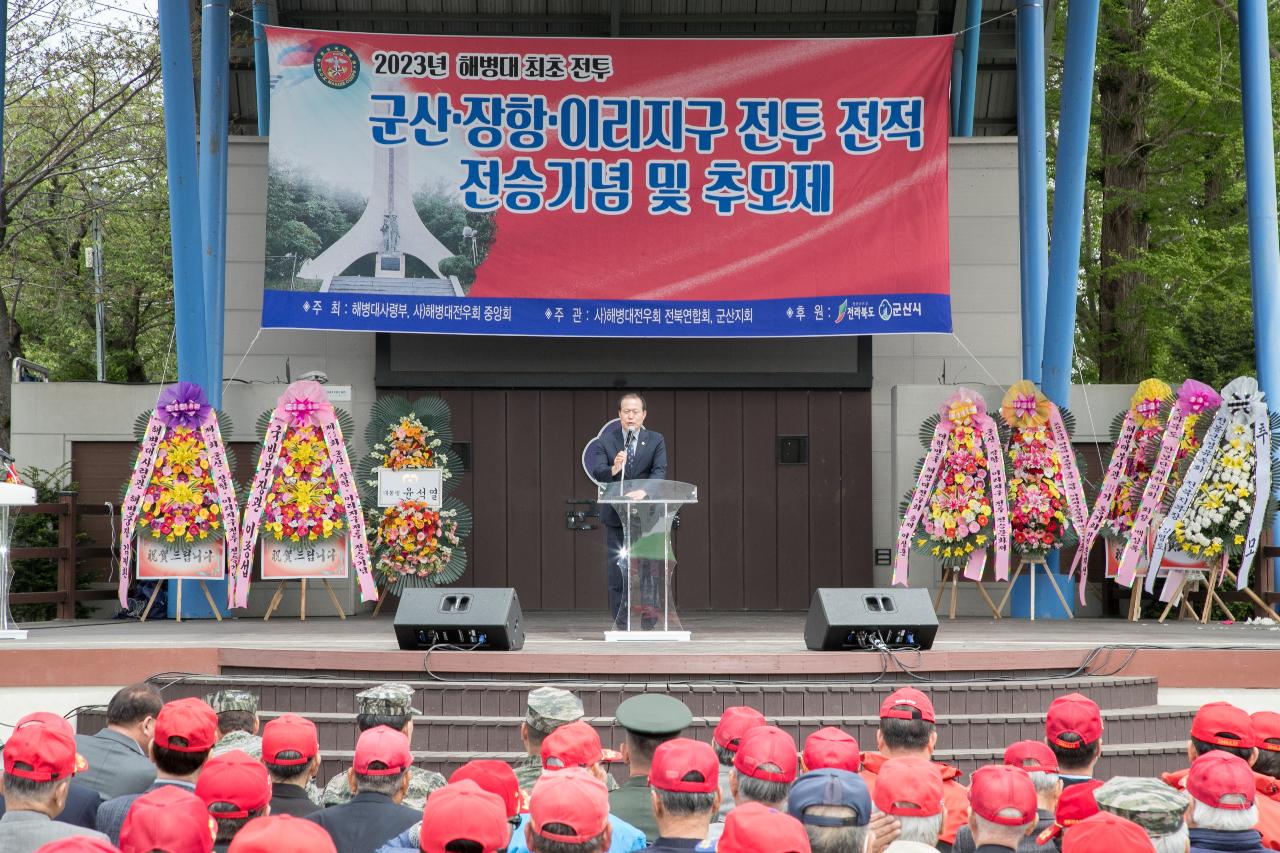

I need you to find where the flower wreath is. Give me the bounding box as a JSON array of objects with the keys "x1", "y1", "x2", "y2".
[
  {"x1": 998, "y1": 381, "x2": 1088, "y2": 560},
  {"x1": 1148, "y1": 376, "x2": 1280, "y2": 598},
  {"x1": 118, "y1": 383, "x2": 239, "y2": 607},
  {"x1": 356, "y1": 396, "x2": 473, "y2": 591},
  {"x1": 896, "y1": 388, "x2": 1010, "y2": 582},
  {"x1": 234, "y1": 381, "x2": 377, "y2": 608}
]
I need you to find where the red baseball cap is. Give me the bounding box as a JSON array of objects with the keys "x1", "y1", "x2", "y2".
[
  {"x1": 262, "y1": 714, "x2": 319, "y2": 765},
  {"x1": 154, "y1": 698, "x2": 219, "y2": 753},
  {"x1": 718, "y1": 802, "x2": 812, "y2": 853},
  {"x1": 16, "y1": 713, "x2": 89, "y2": 775},
  {"x1": 196, "y1": 750, "x2": 272, "y2": 819},
  {"x1": 734, "y1": 725, "x2": 799, "y2": 784},
  {"x1": 803, "y1": 728, "x2": 861, "y2": 773},
  {"x1": 650, "y1": 738, "x2": 719, "y2": 794},
  {"x1": 1253, "y1": 712, "x2": 1280, "y2": 752},
  {"x1": 714, "y1": 707, "x2": 768, "y2": 753},
  {"x1": 353, "y1": 725, "x2": 413, "y2": 775},
  {"x1": 1062, "y1": 813, "x2": 1155, "y2": 853},
  {"x1": 3, "y1": 720, "x2": 77, "y2": 782},
  {"x1": 29, "y1": 839, "x2": 121, "y2": 852},
  {"x1": 1004, "y1": 740, "x2": 1059, "y2": 773},
  {"x1": 541, "y1": 720, "x2": 604, "y2": 770},
  {"x1": 1038, "y1": 779, "x2": 1102, "y2": 843},
  {"x1": 420, "y1": 780, "x2": 510, "y2": 853},
  {"x1": 228, "y1": 815, "x2": 338, "y2": 853},
  {"x1": 1187, "y1": 751, "x2": 1256, "y2": 810},
  {"x1": 970, "y1": 764, "x2": 1037, "y2": 826},
  {"x1": 529, "y1": 767, "x2": 610, "y2": 844},
  {"x1": 880, "y1": 687, "x2": 936, "y2": 723},
  {"x1": 873, "y1": 756, "x2": 944, "y2": 817},
  {"x1": 1191, "y1": 702, "x2": 1256, "y2": 750},
  {"x1": 1046, "y1": 694, "x2": 1103, "y2": 748},
  {"x1": 120, "y1": 784, "x2": 215, "y2": 853},
  {"x1": 450, "y1": 759, "x2": 522, "y2": 818}
]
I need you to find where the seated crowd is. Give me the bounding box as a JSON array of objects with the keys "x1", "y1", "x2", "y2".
[{"x1": 2, "y1": 680, "x2": 1279, "y2": 853}]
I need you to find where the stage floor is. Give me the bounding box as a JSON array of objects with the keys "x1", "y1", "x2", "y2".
[{"x1": 5, "y1": 611, "x2": 1280, "y2": 689}]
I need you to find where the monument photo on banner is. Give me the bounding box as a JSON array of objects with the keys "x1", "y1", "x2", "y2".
[{"x1": 261, "y1": 29, "x2": 954, "y2": 338}]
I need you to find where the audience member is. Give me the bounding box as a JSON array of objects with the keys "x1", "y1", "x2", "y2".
[
  {"x1": 1045, "y1": 694, "x2": 1105, "y2": 788},
  {"x1": 118, "y1": 784, "x2": 214, "y2": 853},
  {"x1": 1250, "y1": 714, "x2": 1280, "y2": 785},
  {"x1": 524, "y1": 768, "x2": 614, "y2": 853},
  {"x1": 718, "y1": 801, "x2": 811, "y2": 853},
  {"x1": 376, "y1": 759, "x2": 524, "y2": 853},
  {"x1": 1162, "y1": 702, "x2": 1280, "y2": 848},
  {"x1": 196, "y1": 750, "x2": 272, "y2": 851},
  {"x1": 75, "y1": 685, "x2": 162, "y2": 800},
  {"x1": 1185, "y1": 753, "x2": 1267, "y2": 853},
  {"x1": 966, "y1": 765, "x2": 1039, "y2": 853},
  {"x1": 417, "y1": 780, "x2": 510, "y2": 853},
  {"x1": 954, "y1": 742, "x2": 1060, "y2": 853},
  {"x1": 1062, "y1": 813, "x2": 1155, "y2": 853},
  {"x1": 228, "y1": 814, "x2": 337, "y2": 853},
  {"x1": 1038, "y1": 780, "x2": 1103, "y2": 849},
  {"x1": 644, "y1": 738, "x2": 721, "y2": 852},
  {"x1": 787, "y1": 769, "x2": 872, "y2": 853},
  {"x1": 206, "y1": 692, "x2": 263, "y2": 760},
  {"x1": 802, "y1": 729, "x2": 861, "y2": 774},
  {"x1": 1095, "y1": 776, "x2": 1191, "y2": 853},
  {"x1": 0, "y1": 720, "x2": 112, "y2": 852},
  {"x1": 321, "y1": 684, "x2": 445, "y2": 810},
  {"x1": 2, "y1": 713, "x2": 102, "y2": 831},
  {"x1": 261, "y1": 714, "x2": 322, "y2": 817},
  {"x1": 712, "y1": 707, "x2": 766, "y2": 822},
  {"x1": 506, "y1": 721, "x2": 646, "y2": 853},
  {"x1": 97, "y1": 697, "x2": 218, "y2": 845},
  {"x1": 608, "y1": 694, "x2": 692, "y2": 840},
  {"x1": 306, "y1": 726, "x2": 420, "y2": 853},
  {"x1": 861, "y1": 687, "x2": 970, "y2": 848},
  {"x1": 731, "y1": 726, "x2": 798, "y2": 810},
  {"x1": 873, "y1": 757, "x2": 944, "y2": 853},
  {"x1": 513, "y1": 688, "x2": 587, "y2": 794}
]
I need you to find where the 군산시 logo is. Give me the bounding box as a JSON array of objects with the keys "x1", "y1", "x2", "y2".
[
  {"x1": 878, "y1": 299, "x2": 894, "y2": 321},
  {"x1": 314, "y1": 44, "x2": 360, "y2": 89}
]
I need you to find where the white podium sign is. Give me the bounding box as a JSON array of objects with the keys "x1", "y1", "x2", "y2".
[{"x1": 376, "y1": 468, "x2": 443, "y2": 508}]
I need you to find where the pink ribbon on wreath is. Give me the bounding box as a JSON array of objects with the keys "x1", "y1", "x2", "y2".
[
  {"x1": 1115, "y1": 380, "x2": 1220, "y2": 588},
  {"x1": 969, "y1": 411, "x2": 1010, "y2": 581},
  {"x1": 118, "y1": 416, "x2": 166, "y2": 607},
  {"x1": 894, "y1": 429, "x2": 948, "y2": 586},
  {"x1": 1048, "y1": 406, "x2": 1089, "y2": 537},
  {"x1": 1068, "y1": 412, "x2": 1139, "y2": 603}
]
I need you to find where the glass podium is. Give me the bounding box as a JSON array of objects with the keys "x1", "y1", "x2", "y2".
[
  {"x1": 0, "y1": 482, "x2": 36, "y2": 640},
  {"x1": 597, "y1": 478, "x2": 697, "y2": 642}
]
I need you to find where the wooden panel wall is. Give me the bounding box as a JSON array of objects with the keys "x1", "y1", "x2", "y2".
[{"x1": 414, "y1": 388, "x2": 874, "y2": 611}]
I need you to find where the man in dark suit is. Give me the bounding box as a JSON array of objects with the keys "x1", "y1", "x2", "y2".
[
  {"x1": 304, "y1": 726, "x2": 419, "y2": 853},
  {"x1": 589, "y1": 392, "x2": 668, "y2": 630}
]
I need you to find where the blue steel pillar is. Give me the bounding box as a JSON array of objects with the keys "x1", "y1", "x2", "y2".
[
  {"x1": 200, "y1": 0, "x2": 230, "y2": 410},
  {"x1": 958, "y1": 0, "x2": 983, "y2": 136},
  {"x1": 252, "y1": 0, "x2": 271, "y2": 136},
  {"x1": 1237, "y1": 0, "x2": 1280, "y2": 589},
  {"x1": 1016, "y1": 0, "x2": 1048, "y2": 383}
]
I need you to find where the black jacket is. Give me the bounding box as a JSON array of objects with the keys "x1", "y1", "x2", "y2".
[
  {"x1": 1189, "y1": 828, "x2": 1267, "y2": 853},
  {"x1": 589, "y1": 424, "x2": 668, "y2": 528},
  {"x1": 304, "y1": 791, "x2": 420, "y2": 853},
  {"x1": 269, "y1": 782, "x2": 320, "y2": 818}
]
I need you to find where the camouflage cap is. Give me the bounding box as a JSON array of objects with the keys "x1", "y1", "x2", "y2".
[
  {"x1": 205, "y1": 689, "x2": 259, "y2": 714},
  {"x1": 355, "y1": 683, "x2": 421, "y2": 717},
  {"x1": 526, "y1": 687, "x2": 584, "y2": 735},
  {"x1": 1095, "y1": 777, "x2": 1191, "y2": 837}
]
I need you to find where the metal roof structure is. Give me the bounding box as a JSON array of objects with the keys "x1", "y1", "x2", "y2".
[{"x1": 227, "y1": 0, "x2": 1027, "y2": 135}]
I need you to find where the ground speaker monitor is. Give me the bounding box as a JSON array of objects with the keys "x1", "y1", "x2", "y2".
[
  {"x1": 393, "y1": 587, "x2": 525, "y2": 650},
  {"x1": 804, "y1": 587, "x2": 937, "y2": 651}
]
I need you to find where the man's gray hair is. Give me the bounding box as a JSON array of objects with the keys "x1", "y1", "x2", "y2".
[
  {"x1": 1029, "y1": 771, "x2": 1059, "y2": 797},
  {"x1": 736, "y1": 767, "x2": 791, "y2": 807},
  {"x1": 354, "y1": 768, "x2": 407, "y2": 797},
  {"x1": 972, "y1": 812, "x2": 1035, "y2": 847},
  {"x1": 1152, "y1": 824, "x2": 1190, "y2": 853},
  {"x1": 803, "y1": 805, "x2": 871, "y2": 853},
  {"x1": 1190, "y1": 800, "x2": 1259, "y2": 833},
  {"x1": 898, "y1": 813, "x2": 944, "y2": 846}
]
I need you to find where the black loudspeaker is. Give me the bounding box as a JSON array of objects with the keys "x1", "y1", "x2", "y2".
[
  {"x1": 393, "y1": 587, "x2": 525, "y2": 650},
  {"x1": 804, "y1": 588, "x2": 938, "y2": 651}
]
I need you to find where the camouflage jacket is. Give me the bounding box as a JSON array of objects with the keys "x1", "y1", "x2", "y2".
[
  {"x1": 211, "y1": 730, "x2": 262, "y2": 759},
  {"x1": 321, "y1": 765, "x2": 446, "y2": 810}
]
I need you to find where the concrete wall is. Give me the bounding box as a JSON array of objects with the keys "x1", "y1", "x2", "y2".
[{"x1": 13, "y1": 135, "x2": 1060, "y2": 614}]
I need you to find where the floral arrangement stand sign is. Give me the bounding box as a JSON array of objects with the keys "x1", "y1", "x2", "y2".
[
  {"x1": 1147, "y1": 376, "x2": 1280, "y2": 624},
  {"x1": 1068, "y1": 378, "x2": 1172, "y2": 614},
  {"x1": 993, "y1": 381, "x2": 1088, "y2": 621},
  {"x1": 356, "y1": 395, "x2": 472, "y2": 615},
  {"x1": 118, "y1": 383, "x2": 240, "y2": 623},
  {"x1": 895, "y1": 388, "x2": 1010, "y2": 620},
  {"x1": 237, "y1": 381, "x2": 378, "y2": 619}
]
